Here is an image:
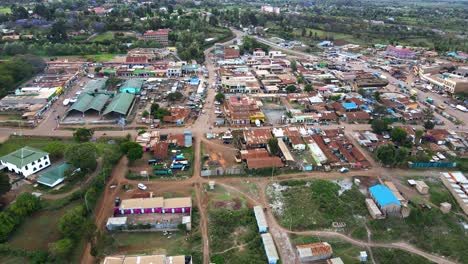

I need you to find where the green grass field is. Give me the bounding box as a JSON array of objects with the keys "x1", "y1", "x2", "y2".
[
  {"x1": 0, "y1": 7, "x2": 11, "y2": 14},
  {"x1": 7, "y1": 202, "x2": 80, "y2": 251},
  {"x1": 0, "y1": 136, "x2": 74, "y2": 156},
  {"x1": 90, "y1": 32, "x2": 115, "y2": 43},
  {"x1": 84, "y1": 54, "x2": 118, "y2": 62}
]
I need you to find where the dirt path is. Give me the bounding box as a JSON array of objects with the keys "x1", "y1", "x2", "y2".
[
  {"x1": 80, "y1": 157, "x2": 128, "y2": 264},
  {"x1": 195, "y1": 183, "x2": 210, "y2": 264}
]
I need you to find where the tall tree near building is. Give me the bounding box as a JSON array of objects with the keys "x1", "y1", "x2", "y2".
[
  {"x1": 0, "y1": 173, "x2": 11, "y2": 197},
  {"x1": 73, "y1": 128, "x2": 94, "y2": 142},
  {"x1": 268, "y1": 138, "x2": 280, "y2": 155}
]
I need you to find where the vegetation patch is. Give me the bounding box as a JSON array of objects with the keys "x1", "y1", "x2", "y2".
[{"x1": 209, "y1": 208, "x2": 267, "y2": 264}]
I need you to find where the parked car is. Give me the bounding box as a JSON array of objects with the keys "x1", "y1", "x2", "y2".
[
  {"x1": 340, "y1": 167, "x2": 349, "y2": 173},
  {"x1": 137, "y1": 183, "x2": 147, "y2": 190},
  {"x1": 114, "y1": 197, "x2": 121, "y2": 206}
]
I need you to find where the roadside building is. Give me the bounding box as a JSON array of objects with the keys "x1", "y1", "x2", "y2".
[
  {"x1": 243, "y1": 129, "x2": 272, "y2": 149},
  {"x1": 102, "y1": 93, "x2": 136, "y2": 118},
  {"x1": 102, "y1": 254, "x2": 192, "y2": 264},
  {"x1": 247, "y1": 157, "x2": 283, "y2": 169},
  {"x1": 0, "y1": 147, "x2": 50, "y2": 177},
  {"x1": 37, "y1": 162, "x2": 70, "y2": 187},
  {"x1": 296, "y1": 242, "x2": 333, "y2": 262},
  {"x1": 253, "y1": 206, "x2": 268, "y2": 233},
  {"x1": 385, "y1": 45, "x2": 416, "y2": 59},
  {"x1": 115, "y1": 197, "x2": 192, "y2": 215},
  {"x1": 142, "y1": 29, "x2": 169, "y2": 46},
  {"x1": 119, "y1": 79, "x2": 145, "y2": 94},
  {"x1": 261, "y1": 233, "x2": 279, "y2": 264},
  {"x1": 440, "y1": 172, "x2": 468, "y2": 215},
  {"x1": 224, "y1": 96, "x2": 265, "y2": 125},
  {"x1": 344, "y1": 111, "x2": 370, "y2": 123},
  {"x1": 369, "y1": 184, "x2": 401, "y2": 217},
  {"x1": 106, "y1": 217, "x2": 127, "y2": 231},
  {"x1": 163, "y1": 108, "x2": 191, "y2": 125}
]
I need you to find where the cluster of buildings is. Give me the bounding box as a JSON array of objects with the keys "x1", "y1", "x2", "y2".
[
  {"x1": 440, "y1": 172, "x2": 468, "y2": 215},
  {"x1": 0, "y1": 59, "x2": 83, "y2": 124},
  {"x1": 366, "y1": 182, "x2": 410, "y2": 219},
  {"x1": 64, "y1": 78, "x2": 136, "y2": 122},
  {"x1": 0, "y1": 146, "x2": 73, "y2": 188},
  {"x1": 237, "y1": 127, "x2": 369, "y2": 171},
  {"x1": 416, "y1": 64, "x2": 468, "y2": 94}
]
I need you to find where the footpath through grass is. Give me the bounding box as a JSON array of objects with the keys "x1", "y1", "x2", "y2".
[{"x1": 268, "y1": 179, "x2": 468, "y2": 263}]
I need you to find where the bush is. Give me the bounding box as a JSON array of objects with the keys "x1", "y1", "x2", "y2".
[{"x1": 0, "y1": 193, "x2": 41, "y2": 241}]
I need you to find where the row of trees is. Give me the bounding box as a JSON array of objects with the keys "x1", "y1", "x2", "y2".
[
  {"x1": 0, "y1": 55, "x2": 45, "y2": 98},
  {"x1": 0, "y1": 193, "x2": 41, "y2": 241}
]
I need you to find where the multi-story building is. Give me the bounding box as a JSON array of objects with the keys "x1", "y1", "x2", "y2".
[
  {"x1": 385, "y1": 45, "x2": 416, "y2": 59},
  {"x1": 224, "y1": 95, "x2": 264, "y2": 125},
  {"x1": 143, "y1": 29, "x2": 170, "y2": 46}
]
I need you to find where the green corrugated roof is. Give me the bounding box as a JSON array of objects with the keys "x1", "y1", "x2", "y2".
[
  {"x1": 88, "y1": 94, "x2": 110, "y2": 112},
  {"x1": 121, "y1": 79, "x2": 144, "y2": 89},
  {"x1": 68, "y1": 93, "x2": 110, "y2": 113},
  {"x1": 37, "y1": 163, "x2": 70, "y2": 187},
  {"x1": 0, "y1": 147, "x2": 48, "y2": 168},
  {"x1": 69, "y1": 93, "x2": 94, "y2": 112},
  {"x1": 83, "y1": 79, "x2": 107, "y2": 94},
  {"x1": 103, "y1": 93, "x2": 135, "y2": 116}
]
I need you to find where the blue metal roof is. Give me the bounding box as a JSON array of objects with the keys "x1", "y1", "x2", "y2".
[
  {"x1": 342, "y1": 102, "x2": 358, "y2": 110},
  {"x1": 369, "y1": 184, "x2": 401, "y2": 207}
]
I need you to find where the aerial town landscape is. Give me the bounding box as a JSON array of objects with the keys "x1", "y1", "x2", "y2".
[{"x1": 0, "y1": 0, "x2": 467, "y2": 263}]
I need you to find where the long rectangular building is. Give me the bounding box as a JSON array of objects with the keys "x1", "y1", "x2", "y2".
[
  {"x1": 261, "y1": 233, "x2": 279, "y2": 264},
  {"x1": 253, "y1": 206, "x2": 268, "y2": 233},
  {"x1": 115, "y1": 197, "x2": 192, "y2": 215}
]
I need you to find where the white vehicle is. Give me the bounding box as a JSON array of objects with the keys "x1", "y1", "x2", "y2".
[
  {"x1": 69, "y1": 97, "x2": 78, "y2": 103},
  {"x1": 255, "y1": 119, "x2": 261, "y2": 127},
  {"x1": 87, "y1": 74, "x2": 94, "y2": 78},
  {"x1": 214, "y1": 110, "x2": 222, "y2": 115},
  {"x1": 340, "y1": 167, "x2": 349, "y2": 173},
  {"x1": 137, "y1": 183, "x2": 147, "y2": 190},
  {"x1": 456, "y1": 105, "x2": 467, "y2": 112},
  {"x1": 63, "y1": 99, "x2": 70, "y2": 106}
]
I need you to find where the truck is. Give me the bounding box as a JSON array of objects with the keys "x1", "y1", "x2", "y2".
[
  {"x1": 170, "y1": 164, "x2": 185, "y2": 170},
  {"x1": 426, "y1": 97, "x2": 434, "y2": 104},
  {"x1": 154, "y1": 169, "x2": 172, "y2": 175}
]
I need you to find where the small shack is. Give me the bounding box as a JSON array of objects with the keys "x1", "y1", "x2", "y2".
[
  {"x1": 415, "y1": 180, "x2": 429, "y2": 194},
  {"x1": 296, "y1": 242, "x2": 333, "y2": 262},
  {"x1": 106, "y1": 217, "x2": 127, "y2": 231}
]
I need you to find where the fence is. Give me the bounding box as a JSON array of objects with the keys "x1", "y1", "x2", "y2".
[
  {"x1": 201, "y1": 167, "x2": 245, "y2": 177},
  {"x1": 408, "y1": 161, "x2": 457, "y2": 168}
]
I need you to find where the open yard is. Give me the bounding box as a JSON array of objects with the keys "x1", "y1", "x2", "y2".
[
  {"x1": 208, "y1": 208, "x2": 267, "y2": 264},
  {"x1": 268, "y1": 179, "x2": 368, "y2": 232},
  {"x1": 101, "y1": 207, "x2": 202, "y2": 263},
  {"x1": 7, "y1": 201, "x2": 80, "y2": 251},
  {"x1": 84, "y1": 54, "x2": 118, "y2": 62},
  {"x1": 268, "y1": 178, "x2": 468, "y2": 263},
  {"x1": 90, "y1": 32, "x2": 114, "y2": 43},
  {"x1": 207, "y1": 184, "x2": 248, "y2": 210}
]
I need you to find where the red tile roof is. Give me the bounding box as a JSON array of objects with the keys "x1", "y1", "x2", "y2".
[
  {"x1": 144, "y1": 29, "x2": 170, "y2": 36},
  {"x1": 240, "y1": 148, "x2": 270, "y2": 160},
  {"x1": 152, "y1": 142, "x2": 169, "y2": 159},
  {"x1": 296, "y1": 242, "x2": 333, "y2": 256}
]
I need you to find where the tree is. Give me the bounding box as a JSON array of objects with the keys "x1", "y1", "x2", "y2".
[
  {"x1": 142, "y1": 110, "x2": 149, "y2": 118},
  {"x1": 391, "y1": 127, "x2": 407, "y2": 144},
  {"x1": 268, "y1": 138, "x2": 280, "y2": 156},
  {"x1": 215, "y1": 93, "x2": 225, "y2": 103},
  {"x1": 395, "y1": 147, "x2": 409, "y2": 165},
  {"x1": 94, "y1": 66, "x2": 102, "y2": 73},
  {"x1": 374, "y1": 91, "x2": 381, "y2": 102},
  {"x1": 48, "y1": 20, "x2": 68, "y2": 42},
  {"x1": 285, "y1": 85, "x2": 297, "y2": 93},
  {"x1": 0, "y1": 173, "x2": 11, "y2": 197},
  {"x1": 371, "y1": 119, "x2": 389, "y2": 134},
  {"x1": 290, "y1": 60, "x2": 297, "y2": 72},
  {"x1": 73, "y1": 128, "x2": 94, "y2": 142},
  {"x1": 58, "y1": 206, "x2": 94, "y2": 239},
  {"x1": 373, "y1": 105, "x2": 387, "y2": 116},
  {"x1": 358, "y1": 88, "x2": 366, "y2": 96},
  {"x1": 304, "y1": 84, "x2": 313, "y2": 93},
  {"x1": 42, "y1": 142, "x2": 67, "y2": 160},
  {"x1": 49, "y1": 238, "x2": 73, "y2": 259},
  {"x1": 65, "y1": 143, "x2": 97, "y2": 172},
  {"x1": 424, "y1": 120, "x2": 435, "y2": 130},
  {"x1": 127, "y1": 147, "x2": 143, "y2": 163},
  {"x1": 375, "y1": 144, "x2": 396, "y2": 166},
  {"x1": 422, "y1": 108, "x2": 434, "y2": 120},
  {"x1": 167, "y1": 92, "x2": 183, "y2": 101},
  {"x1": 150, "y1": 103, "x2": 160, "y2": 115},
  {"x1": 120, "y1": 141, "x2": 141, "y2": 154}
]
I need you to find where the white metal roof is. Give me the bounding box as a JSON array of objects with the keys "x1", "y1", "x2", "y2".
[
  {"x1": 278, "y1": 139, "x2": 294, "y2": 162},
  {"x1": 253, "y1": 206, "x2": 268, "y2": 229},
  {"x1": 261, "y1": 233, "x2": 279, "y2": 261}
]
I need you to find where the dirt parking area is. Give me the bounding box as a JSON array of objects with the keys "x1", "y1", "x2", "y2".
[{"x1": 201, "y1": 139, "x2": 238, "y2": 169}]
